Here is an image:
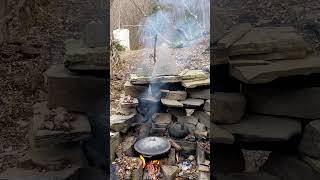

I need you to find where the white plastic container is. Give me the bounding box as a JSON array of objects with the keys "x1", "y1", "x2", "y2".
[{"x1": 113, "y1": 29, "x2": 130, "y2": 50}]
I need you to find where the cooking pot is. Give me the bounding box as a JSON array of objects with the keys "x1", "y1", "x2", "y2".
[{"x1": 134, "y1": 136, "x2": 171, "y2": 158}]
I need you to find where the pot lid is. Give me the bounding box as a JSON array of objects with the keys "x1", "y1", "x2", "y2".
[{"x1": 134, "y1": 137, "x2": 171, "y2": 156}]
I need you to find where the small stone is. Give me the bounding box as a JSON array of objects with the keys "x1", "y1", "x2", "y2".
[
  {"x1": 198, "y1": 165, "x2": 210, "y2": 172},
  {"x1": 196, "y1": 123, "x2": 206, "y2": 131},
  {"x1": 62, "y1": 122, "x2": 70, "y2": 130},
  {"x1": 188, "y1": 155, "x2": 195, "y2": 161},
  {"x1": 161, "y1": 165, "x2": 179, "y2": 180},
  {"x1": 44, "y1": 121, "x2": 54, "y2": 130}
]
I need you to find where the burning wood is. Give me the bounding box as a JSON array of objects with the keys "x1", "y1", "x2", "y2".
[{"x1": 140, "y1": 155, "x2": 161, "y2": 180}]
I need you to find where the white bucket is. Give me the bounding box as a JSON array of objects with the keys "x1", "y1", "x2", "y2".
[{"x1": 113, "y1": 29, "x2": 130, "y2": 50}]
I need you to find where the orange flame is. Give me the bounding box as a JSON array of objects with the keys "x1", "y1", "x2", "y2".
[
  {"x1": 139, "y1": 155, "x2": 161, "y2": 180},
  {"x1": 145, "y1": 160, "x2": 161, "y2": 180},
  {"x1": 140, "y1": 155, "x2": 146, "y2": 168}
]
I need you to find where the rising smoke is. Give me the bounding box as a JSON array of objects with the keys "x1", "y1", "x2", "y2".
[{"x1": 139, "y1": 0, "x2": 210, "y2": 48}]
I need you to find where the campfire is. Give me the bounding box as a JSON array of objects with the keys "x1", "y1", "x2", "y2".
[
  {"x1": 140, "y1": 155, "x2": 161, "y2": 180},
  {"x1": 110, "y1": 1, "x2": 210, "y2": 179}
]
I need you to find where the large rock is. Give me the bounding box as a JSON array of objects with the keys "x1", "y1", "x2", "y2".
[
  {"x1": 230, "y1": 55, "x2": 320, "y2": 84},
  {"x1": 45, "y1": 65, "x2": 107, "y2": 113},
  {"x1": 212, "y1": 92, "x2": 246, "y2": 124},
  {"x1": 64, "y1": 39, "x2": 108, "y2": 72},
  {"x1": 229, "y1": 27, "x2": 307, "y2": 56},
  {"x1": 245, "y1": 87, "x2": 320, "y2": 119},
  {"x1": 221, "y1": 115, "x2": 301, "y2": 143},
  {"x1": 299, "y1": 120, "x2": 320, "y2": 158},
  {"x1": 262, "y1": 153, "x2": 320, "y2": 180}
]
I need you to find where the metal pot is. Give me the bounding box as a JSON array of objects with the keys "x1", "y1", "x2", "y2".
[{"x1": 134, "y1": 136, "x2": 171, "y2": 158}]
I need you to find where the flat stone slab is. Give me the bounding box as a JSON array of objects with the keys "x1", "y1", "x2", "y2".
[
  {"x1": 161, "y1": 98, "x2": 184, "y2": 107},
  {"x1": 230, "y1": 55, "x2": 320, "y2": 84},
  {"x1": 182, "y1": 79, "x2": 210, "y2": 88},
  {"x1": 181, "y1": 98, "x2": 205, "y2": 108},
  {"x1": 245, "y1": 87, "x2": 320, "y2": 119},
  {"x1": 187, "y1": 88, "x2": 210, "y2": 99},
  {"x1": 211, "y1": 124, "x2": 235, "y2": 144},
  {"x1": 161, "y1": 90, "x2": 187, "y2": 100},
  {"x1": 179, "y1": 69, "x2": 208, "y2": 80},
  {"x1": 110, "y1": 114, "x2": 136, "y2": 133},
  {"x1": 150, "y1": 75, "x2": 182, "y2": 83},
  {"x1": 221, "y1": 115, "x2": 301, "y2": 143},
  {"x1": 130, "y1": 74, "x2": 151, "y2": 85},
  {"x1": 64, "y1": 39, "x2": 108, "y2": 72},
  {"x1": 299, "y1": 120, "x2": 320, "y2": 159},
  {"x1": 229, "y1": 27, "x2": 307, "y2": 56}
]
